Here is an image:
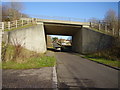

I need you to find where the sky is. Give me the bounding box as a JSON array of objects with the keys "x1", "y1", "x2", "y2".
[
  {"x1": 3, "y1": 2, "x2": 118, "y2": 39},
  {"x1": 22, "y1": 2, "x2": 118, "y2": 20},
  {"x1": 20, "y1": 2, "x2": 118, "y2": 39}
]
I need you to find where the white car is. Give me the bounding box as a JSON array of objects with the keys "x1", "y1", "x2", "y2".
[{"x1": 55, "y1": 47, "x2": 61, "y2": 52}]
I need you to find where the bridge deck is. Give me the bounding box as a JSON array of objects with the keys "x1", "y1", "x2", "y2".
[{"x1": 37, "y1": 19, "x2": 90, "y2": 27}]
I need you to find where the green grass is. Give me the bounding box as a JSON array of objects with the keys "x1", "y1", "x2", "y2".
[
  {"x1": 84, "y1": 55, "x2": 120, "y2": 68},
  {"x1": 2, "y1": 56, "x2": 56, "y2": 69},
  {"x1": 2, "y1": 44, "x2": 56, "y2": 69},
  {"x1": 5, "y1": 24, "x2": 37, "y2": 31},
  {"x1": 87, "y1": 27, "x2": 116, "y2": 37}
]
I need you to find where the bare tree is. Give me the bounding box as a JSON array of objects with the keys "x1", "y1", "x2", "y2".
[
  {"x1": 104, "y1": 9, "x2": 118, "y2": 35},
  {"x1": 2, "y1": 2, "x2": 28, "y2": 21},
  {"x1": 89, "y1": 18, "x2": 100, "y2": 29}
]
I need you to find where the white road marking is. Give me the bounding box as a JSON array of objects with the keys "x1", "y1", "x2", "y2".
[{"x1": 52, "y1": 66, "x2": 58, "y2": 90}]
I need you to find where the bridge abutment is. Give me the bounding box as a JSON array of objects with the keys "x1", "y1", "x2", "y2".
[
  {"x1": 72, "y1": 27, "x2": 114, "y2": 54},
  {"x1": 3, "y1": 21, "x2": 114, "y2": 54},
  {"x1": 8, "y1": 23, "x2": 47, "y2": 53}
]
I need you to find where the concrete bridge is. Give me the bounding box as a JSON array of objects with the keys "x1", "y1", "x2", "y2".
[{"x1": 3, "y1": 19, "x2": 114, "y2": 54}]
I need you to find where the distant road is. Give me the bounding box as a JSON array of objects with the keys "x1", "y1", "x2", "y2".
[{"x1": 56, "y1": 52, "x2": 119, "y2": 89}]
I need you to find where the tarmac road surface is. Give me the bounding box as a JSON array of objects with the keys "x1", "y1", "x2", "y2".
[{"x1": 56, "y1": 52, "x2": 119, "y2": 89}]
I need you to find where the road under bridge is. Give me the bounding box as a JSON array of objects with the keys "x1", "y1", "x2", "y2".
[{"x1": 5, "y1": 19, "x2": 114, "y2": 54}]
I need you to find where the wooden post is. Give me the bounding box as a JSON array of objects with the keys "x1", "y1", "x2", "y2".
[
  {"x1": 35, "y1": 18, "x2": 37, "y2": 24},
  {"x1": 118, "y1": 29, "x2": 120, "y2": 36},
  {"x1": 8, "y1": 22, "x2": 10, "y2": 30},
  {"x1": 98, "y1": 24, "x2": 101, "y2": 30},
  {"x1": 2, "y1": 22, "x2": 4, "y2": 30},
  {"x1": 31, "y1": 18, "x2": 33, "y2": 24},
  {"x1": 28, "y1": 19, "x2": 30, "y2": 24},
  {"x1": 16, "y1": 20, "x2": 17, "y2": 28},
  {"x1": 27, "y1": 20, "x2": 29, "y2": 24},
  {"x1": 105, "y1": 25, "x2": 107, "y2": 32},
  {"x1": 22, "y1": 20, "x2": 23, "y2": 26},
  {"x1": 90, "y1": 22, "x2": 91, "y2": 28},
  {"x1": 112, "y1": 28, "x2": 115, "y2": 35},
  {"x1": 2, "y1": 22, "x2": 4, "y2": 34},
  {"x1": 98, "y1": 21, "x2": 101, "y2": 30}
]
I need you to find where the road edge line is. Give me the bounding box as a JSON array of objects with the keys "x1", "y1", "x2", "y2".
[{"x1": 52, "y1": 66, "x2": 58, "y2": 90}]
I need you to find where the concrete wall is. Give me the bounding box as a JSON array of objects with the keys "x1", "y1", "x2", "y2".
[
  {"x1": 0, "y1": 30, "x2": 2, "y2": 90},
  {"x1": 3, "y1": 22, "x2": 114, "y2": 54},
  {"x1": 81, "y1": 28, "x2": 114, "y2": 54},
  {"x1": 0, "y1": 29, "x2": 2, "y2": 62},
  {"x1": 72, "y1": 29, "x2": 82, "y2": 53},
  {"x1": 8, "y1": 23, "x2": 46, "y2": 53},
  {"x1": 72, "y1": 27, "x2": 114, "y2": 54}
]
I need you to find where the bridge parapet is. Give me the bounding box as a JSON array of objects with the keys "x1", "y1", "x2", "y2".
[
  {"x1": 37, "y1": 18, "x2": 90, "y2": 26},
  {"x1": 1, "y1": 17, "x2": 119, "y2": 37},
  {"x1": 0, "y1": 19, "x2": 37, "y2": 32}
]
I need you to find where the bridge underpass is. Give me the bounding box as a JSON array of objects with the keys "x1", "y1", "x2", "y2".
[
  {"x1": 6, "y1": 20, "x2": 114, "y2": 54},
  {"x1": 44, "y1": 22, "x2": 82, "y2": 52},
  {"x1": 44, "y1": 22, "x2": 114, "y2": 54}
]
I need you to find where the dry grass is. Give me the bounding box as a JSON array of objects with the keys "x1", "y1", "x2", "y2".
[{"x1": 2, "y1": 44, "x2": 56, "y2": 69}]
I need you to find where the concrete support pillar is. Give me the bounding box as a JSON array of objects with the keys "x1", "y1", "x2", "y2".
[{"x1": 72, "y1": 29, "x2": 82, "y2": 53}]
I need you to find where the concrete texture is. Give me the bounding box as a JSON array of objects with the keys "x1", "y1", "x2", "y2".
[
  {"x1": 2, "y1": 20, "x2": 114, "y2": 54},
  {"x1": 0, "y1": 30, "x2": 2, "y2": 62},
  {"x1": 2, "y1": 31, "x2": 8, "y2": 44},
  {"x1": 72, "y1": 27, "x2": 114, "y2": 54},
  {"x1": 56, "y1": 52, "x2": 119, "y2": 89},
  {"x1": 44, "y1": 22, "x2": 114, "y2": 54},
  {"x1": 8, "y1": 23, "x2": 46, "y2": 53},
  {"x1": 37, "y1": 19, "x2": 89, "y2": 27},
  {"x1": 72, "y1": 28, "x2": 82, "y2": 53},
  {"x1": 2, "y1": 67, "x2": 53, "y2": 88},
  {"x1": 81, "y1": 28, "x2": 114, "y2": 53},
  {"x1": 0, "y1": 29, "x2": 2, "y2": 90},
  {"x1": 44, "y1": 22, "x2": 82, "y2": 36}
]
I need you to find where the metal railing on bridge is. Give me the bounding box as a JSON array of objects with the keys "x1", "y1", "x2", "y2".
[
  {"x1": 89, "y1": 20, "x2": 120, "y2": 37},
  {"x1": 0, "y1": 16, "x2": 89, "y2": 33},
  {"x1": 0, "y1": 19, "x2": 37, "y2": 32},
  {"x1": 27, "y1": 14, "x2": 88, "y2": 22},
  {"x1": 0, "y1": 16, "x2": 120, "y2": 37}
]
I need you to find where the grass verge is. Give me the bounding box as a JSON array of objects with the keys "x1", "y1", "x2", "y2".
[
  {"x1": 2, "y1": 56, "x2": 56, "y2": 69},
  {"x1": 83, "y1": 55, "x2": 120, "y2": 68},
  {"x1": 5, "y1": 24, "x2": 37, "y2": 31},
  {"x1": 87, "y1": 27, "x2": 118, "y2": 37},
  {"x1": 2, "y1": 44, "x2": 56, "y2": 69}
]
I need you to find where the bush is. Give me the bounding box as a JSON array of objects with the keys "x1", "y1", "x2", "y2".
[
  {"x1": 87, "y1": 46, "x2": 120, "y2": 61},
  {"x1": 2, "y1": 44, "x2": 56, "y2": 69}
]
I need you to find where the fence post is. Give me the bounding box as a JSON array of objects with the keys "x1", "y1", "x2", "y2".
[
  {"x1": 2, "y1": 22, "x2": 4, "y2": 30},
  {"x1": 27, "y1": 20, "x2": 29, "y2": 24},
  {"x1": 16, "y1": 20, "x2": 17, "y2": 28},
  {"x1": 22, "y1": 20, "x2": 23, "y2": 26},
  {"x1": 118, "y1": 29, "x2": 120, "y2": 36},
  {"x1": 112, "y1": 28, "x2": 115, "y2": 35},
  {"x1": 90, "y1": 22, "x2": 92, "y2": 28},
  {"x1": 35, "y1": 18, "x2": 37, "y2": 24},
  {"x1": 105, "y1": 25, "x2": 107, "y2": 32},
  {"x1": 8, "y1": 22, "x2": 10, "y2": 30},
  {"x1": 98, "y1": 24, "x2": 101, "y2": 30},
  {"x1": 98, "y1": 21, "x2": 101, "y2": 30}
]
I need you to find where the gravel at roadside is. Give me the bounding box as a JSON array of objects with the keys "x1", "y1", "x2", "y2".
[{"x1": 2, "y1": 67, "x2": 53, "y2": 88}]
